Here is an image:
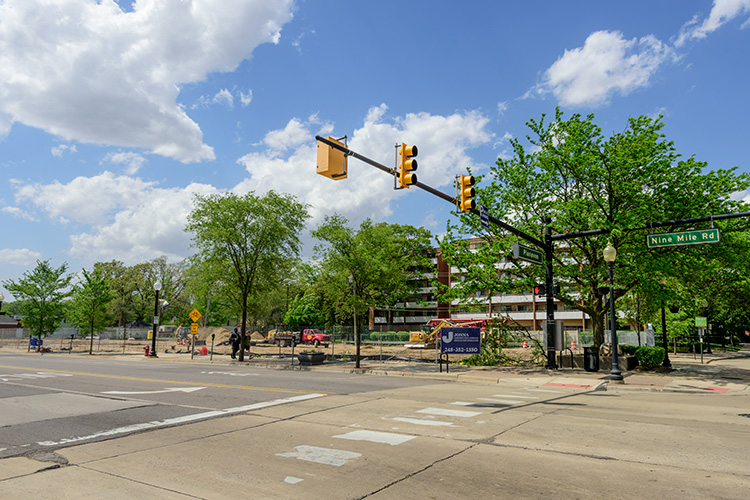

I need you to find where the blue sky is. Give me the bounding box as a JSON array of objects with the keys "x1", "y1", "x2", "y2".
[{"x1": 1, "y1": 0, "x2": 750, "y2": 299}]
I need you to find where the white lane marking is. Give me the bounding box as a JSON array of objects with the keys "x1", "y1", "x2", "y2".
[
  {"x1": 527, "y1": 388, "x2": 564, "y2": 393},
  {"x1": 416, "y1": 407, "x2": 481, "y2": 418},
  {"x1": 200, "y1": 371, "x2": 258, "y2": 376},
  {"x1": 333, "y1": 430, "x2": 415, "y2": 446},
  {"x1": 102, "y1": 387, "x2": 205, "y2": 395},
  {"x1": 36, "y1": 393, "x2": 326, "y2": 447},
  {"x1": 285, "y1": 476, "x2": 304, "y2": 484},
  {"x1": 493, "y1": 394, "x2": 539, "y2": 399},
  {"x1": 477, "y1": 398, "x2": 523, "y2": 405},
  {"x1": 277, "y1": 446, "x2": 361, "y2": 466},
  {"x1": 391, "y1": 417, "x2": 454, "y2": 427},
  {"x1": 0, "y1": 372, "x2": 73, "y2": 382}
]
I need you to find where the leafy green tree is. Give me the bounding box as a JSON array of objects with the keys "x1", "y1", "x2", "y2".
[
  {"x1": 284, "y1": 292, "x2": 327, "y2": 329},
  {"x1": 311, "y1": 215, "x2": 433, "y2": 329},
  {"x1": 442, "y1": 108, "x2": 750, "y2": 348},
  {"x1": 186, "y1": 190, "x2": 309, "y2": 361},
  {"x1": 69, "y1": 268, "x2": 113, "y2": 354},
  {"x1": 95, "y1": 260, "x2": 138, "y2": 332},
  {"x1": 2, "y1": 260, "x2": 73, "y2": 346}
]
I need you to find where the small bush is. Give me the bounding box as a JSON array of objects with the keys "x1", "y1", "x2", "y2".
[
  {"x1": 620, "y1": 345, "x2": 638, "y2": 355},
  {"x1": 634, "y1": 346, "x2": 665, "y2": 370},
  {"x1": 396, "y1": 331, "x2": 410, "y2": 342}
]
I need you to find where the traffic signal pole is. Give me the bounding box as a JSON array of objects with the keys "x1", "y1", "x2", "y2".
[{"x1": 315, "y1": 135, "x2": 560, "y2": 369}]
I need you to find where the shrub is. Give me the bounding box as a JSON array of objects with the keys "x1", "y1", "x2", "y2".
[
  {"x1": 634, "y1": 346, "x2": 665, "y2": 370},
  {"x1": 620, "y1": 345, "x2": 638, "y2": 355},
  {"x1": 396, "y1": 331, "x2": 410, "y2": 342}
]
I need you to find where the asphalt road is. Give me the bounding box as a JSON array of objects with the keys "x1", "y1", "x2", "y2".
[
  {"x1": 2, "y1": 351, "x2": 750, "y2": 499},
  {"x1": 0, "y1": 352, "x2": 445, "y2": 459}
]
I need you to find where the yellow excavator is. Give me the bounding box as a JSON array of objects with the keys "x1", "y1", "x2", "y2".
[{"x1": 406, "y1": 319, "x2": 455, "y2": 348}]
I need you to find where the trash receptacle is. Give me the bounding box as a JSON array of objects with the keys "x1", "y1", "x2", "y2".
[{"x1": 584, "y1": 346, "x2": 599, "y2": 372}]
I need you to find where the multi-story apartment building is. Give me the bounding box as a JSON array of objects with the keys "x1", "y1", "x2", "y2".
[{"x1": 370, "y1": 238, "x2": 589, "y2": 335}]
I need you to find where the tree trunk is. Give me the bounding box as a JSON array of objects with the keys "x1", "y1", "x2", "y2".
[
  {"x1": 238, "y1": 293, "x2": 248, "y2": 362},
  {"x1": 591, "y1": 296, "x2": 606, "y2": 348}
]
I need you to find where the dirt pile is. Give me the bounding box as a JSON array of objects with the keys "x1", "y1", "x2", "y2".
[{"x1": 195, "y1": 327, "x2": 266, "y2": 345}]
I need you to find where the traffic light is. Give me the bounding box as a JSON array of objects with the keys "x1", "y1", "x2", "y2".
[
  {"x1": 398, "y1": 143, "x2": 418, "y2": 188},
  {"x1": 534, "y1": 284, "x2": 546, "y2": 296},
  {"x1": 316, "y1": 136, "x2": 348, "y2": 180},
  {"x1": 459, "y1": 174, "x2": 475, "y2": 212}
]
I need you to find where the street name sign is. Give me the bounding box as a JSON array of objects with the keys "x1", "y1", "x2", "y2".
[
  {"x1": 440, "y1": 327, "x2": 481, "y2": 355},
  {"x1": 646, "y1": 228, "x2": 720, "y2": 248},
  {"x1": 513, "y1": 242, "x2": 543, "y2": 265},
  {"x1": 479, "y1": 204, "x2": 489, "y2": 229}
]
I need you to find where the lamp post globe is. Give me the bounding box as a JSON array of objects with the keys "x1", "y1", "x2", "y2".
[
  {"x1": 149, "y1": 282, "x2": 162, "y2": 357},
  {"x1": 603, "y1": 242, "x2": 623, "y2": 381}
]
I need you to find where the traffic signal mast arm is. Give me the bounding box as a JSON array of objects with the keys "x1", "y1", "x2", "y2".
[
  {"x1": 314, "y1": 135, "x2": 549, "y2": 251},
  {"x1": 316, "y1": 134, "x2": 556, "y2": 369}
]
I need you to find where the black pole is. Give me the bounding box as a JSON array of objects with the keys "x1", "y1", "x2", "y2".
[
  {"x1": 354, "y1": 280, "x2": 360, "y2": 369},
  {"x1": 545, "y1": 220, "x2": 556, "y2": 370},
  {"x1": 660, "y1": 301, "x2": 671, "y2": 368},
  {"x1": 607, "y1": 262, "x2": 623, "y2": 381},
  {"x1": 149, "y1": 288, "x2": 159, "y2": 357}
]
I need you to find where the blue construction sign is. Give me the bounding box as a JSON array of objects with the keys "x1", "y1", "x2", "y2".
[{"x1": 440, "y1": 327, "x2": 481, "y2": 355}]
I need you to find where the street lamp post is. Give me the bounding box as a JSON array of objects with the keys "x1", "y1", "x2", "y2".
[
  {"x1": 149, "y1": 282, "x2": 161, "y2": 357},
  {"x1": 603, "y1": 242, "x2": 623, "y2": 382}
]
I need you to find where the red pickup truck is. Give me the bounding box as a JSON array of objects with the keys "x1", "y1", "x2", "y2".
[{"x1": 272, "y1": 329, "x2": 330, "y2": 348}]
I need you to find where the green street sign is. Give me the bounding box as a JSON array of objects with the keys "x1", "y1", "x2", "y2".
[
  {"x1": 695, "y1": 316, "x2": 707, "y2": 328},
  {"x1": 513, "y1": 242, "x2": 543, "y2": 265},
  {"x1": 646, "y1": 228, "x2": 720, "y2": 249}
]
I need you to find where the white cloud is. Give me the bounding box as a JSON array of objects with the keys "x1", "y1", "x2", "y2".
[
  {"x1": 262, "y1": 118, "x2": 310, "y2": 152},
  {"x1": 497, "y1": 101, "x2": 508, "y2": 115},
  {"x1": 676, "y1": 0, "x2": 750, "y2": 46},
  {"x1": 2, "y1": 206, "x2": 37, "y2": 222},
  {"x1": 238, "y1": 105, "x2": 493, "y2": 225},
  {"x1": 535, "y1": 30, "x2": 675, "y2": 107},
  {"x1": 0, "y1": 248, "x2": 42, "y2": 266},
  {"x1": 68, "y1": 182, "x2": 220, "y2": 265},
  {"x1": 195, "y1": 88, "x2": 236, "y2": 109},
  {"x1": 240, "y1": 90, "x2": 253, "y2": 106},
  {"x1": 102, "y1": 151, "x2": 148, "y2": 175},
  {"x1": 0, "y1": 0, "x2": 295, "y2": 163},
  {"x1": 51, "y1": 144, "x2": 77, "y2": 157},
  {"x1": 14, "y1": 172, "x2": 158, "y2": 225},
  {"x1": 212, "y1": 89, "x2": 234, "y2": 108}
]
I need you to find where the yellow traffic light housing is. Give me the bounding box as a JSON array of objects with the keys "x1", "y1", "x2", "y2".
[
  {"x1": 316, "y1": 136, "x2": 348, "y2": 180},
  {"x1": 398, "y1": 143, "x2": 418, "y2": 188},
  {"x1": 459, "y1": 174, "x2": 476, "y2": 212}
]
